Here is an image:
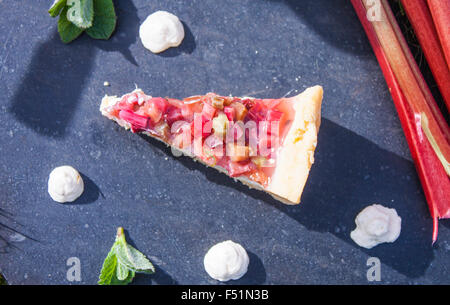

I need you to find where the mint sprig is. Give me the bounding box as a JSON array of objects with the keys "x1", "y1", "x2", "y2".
[
  {"x1": 48, "y1": 0, "x2": 117, "y2": 44},
  {"x1": 98, "y1": 227, "x2": 155, "y2": 285}
]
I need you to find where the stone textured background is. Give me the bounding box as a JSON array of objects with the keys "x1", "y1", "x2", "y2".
[{"x1": 0, "y1": 0, "x2": 448, "y2": 284}]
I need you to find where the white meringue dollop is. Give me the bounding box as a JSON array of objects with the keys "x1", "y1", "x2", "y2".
[
  {"x1": 48, "y1": 166, "x2": 84, "y2": 203},
  {"x1": 350, "y1": 204, "x2": 401, "y2": 249},
  {"x1": 139, "y1": 10, "x2": 185, "y2": 53},
  {"x1": 204, "y1": 240, "x2": 249, "y2": 282}
]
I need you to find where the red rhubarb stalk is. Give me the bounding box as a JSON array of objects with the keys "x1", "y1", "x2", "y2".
[
  {"x1": 369, "y1": 0, "x2": 450, "y2": 148},
  {"x1": 351, "y1": 0, "x2": 450, "y2": 242},
  {"x1": 426, "y1": 0, "x2": 450, "y2": 71},
  {"x1": 400, "y1": 0, "x2": 450, "y2": 110}
]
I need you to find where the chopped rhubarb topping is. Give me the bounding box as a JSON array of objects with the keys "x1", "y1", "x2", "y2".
[
  {"x1": 107, "y1": 91, "x2": 292, "y2": 186},
  {"x1": 165, "y1": 107, "x2": 184, "y2": 126},
  {"x1": 247, "y1": 102, "x2": 266, "y2": 123},
  {"x1": 167, "y1": 98, "x2": 184, "y2": 108},
  {"x1": 227, "y1": 143, "x2": 250, "y2": 162},
  {"x1": 259, "y1": 121, "x2": 273, "y2": 135},
  {"x1": 230, "y1": 102, "x2": 248, "y2": 121},
  {"x1": 229, "y1": 122, "x2": 245, "y2": 142},
  {"x1": 245, "y1": 125, "x2": 258, "y2": 144},
  {"x1": 191, "y1": 115, "x2": 212, "y2": 138},
  {"x1": 242, "y1": 98, "x2": 255, "y2": 109},
  {"x1": 201, "y1": 152, "x2": 218, "y2": 166},
  {"x1": 153, "y1": 122, "x2": 170, "y2": 139},
  {"x1": 202, "y1": 102, "x2": 217, "y2": 120},
  {"x1": 149, "y1": 97, "x2": 168, "y2": 113},
  {"x1": 136, "y1": 92, "x2": 146, "y2": 105},
  {"x1": 205, "y1": 134, "x2": 225, "y2": 151},
  {"x1": 228, "y1": 161, "x2": 255, "y2": 177},
  {"x1": 126, "y1": 93, "x2": 138, "y2": 104},
  {"x1": 224, "y1": 106, "x2": 235, "y2": 121},
  {"x1": 119, "y1": 110, "x2": 150, "y2": 132},
  {"x1": 266, "y1": 109, "x2": 284, "y2": 122},
  {"x1": 142, "y1": 103, "x2": 162, "y2": 124},
  {"x1": 211, "y1": 96, "x2": 225, "y2": 109},
  {"x1": 171, "y1": 120, "x2": 191, "y2": 135},
  {"x1": 118, "y1": 98, "x2": 136, "y2": 112},
  {"x1": 183, "y1": 95, "x2": 203, "y2": 104},
  {"x1": 261, "y1": 99, "x2": 281, "y2": 110},
  {"x1": 258, "y1": 134, "x2": 276, "y2": 156},
  {"x1": 249, "y1": 170, "x2": 269, "y2": 186},
  {"x1": 181, "y1": 104, "x2": 194, "y2": 122},
  {"x1": 265, "y1": 109, "x2": 285, "y2": 135}
]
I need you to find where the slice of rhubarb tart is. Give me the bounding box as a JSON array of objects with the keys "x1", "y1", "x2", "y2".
[{"x1": 100, "y1": 86, "x2": 323, "y2": 204}]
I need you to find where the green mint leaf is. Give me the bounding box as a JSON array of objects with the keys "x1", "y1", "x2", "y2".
[
  {"x1": 57, "y1": 6, "x2": 84, "y2": 44},
  {"x1": 98, "y1": 227, "x2": 153, "y2": 285},
  {"x1": 49, "y1": 0, "x2": 67, "y2": 17},
  {"x1": 66, "y1": 0, "x2": 94, "y2": 29},
  {"x1": 126, "y1": 245, "x2": 156, "y2": 274},
  {"x1": 86, "y1": 0, "x2": 117, "y2": 40},
  {"x1": 110, "y1": 269, "x2": 135, "y2": 285},
  {"x1": 98, "y1": 245, "x2": 136, "y2": 285},
  {"x1": 116, "y1": 261, "x2": 130, "y2": 281},
  {"x1": 97, "y1": 246, "x2": 118, "y2": 285},
  {"x1": 114, "y1": 227, "x2": 155, "y2": 274},
  {"x1": 115, "y1": 242, "x2": 156, "y2": 274}
]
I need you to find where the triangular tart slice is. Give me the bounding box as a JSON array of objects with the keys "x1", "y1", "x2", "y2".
[{"x1": 100, "y1": 86, "x2": 323, "y2": 204}]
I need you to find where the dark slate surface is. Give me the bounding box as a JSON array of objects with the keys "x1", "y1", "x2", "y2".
[{"x1": 0, "y1": 0, "x2": 449, "y2": 285}]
